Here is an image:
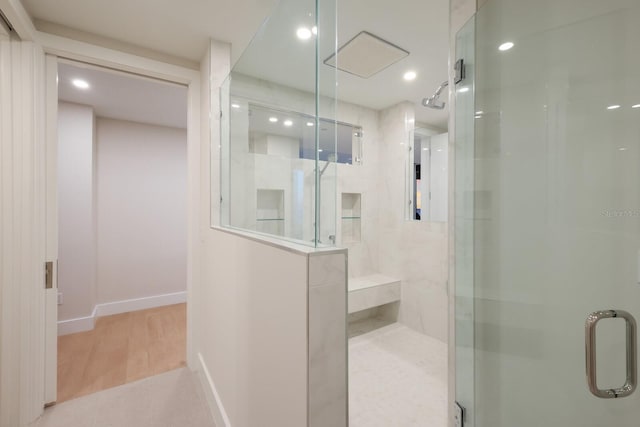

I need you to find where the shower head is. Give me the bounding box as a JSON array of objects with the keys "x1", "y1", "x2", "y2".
[{"x1": 422, "y1": 80, "x2": 449, "y2": 110}]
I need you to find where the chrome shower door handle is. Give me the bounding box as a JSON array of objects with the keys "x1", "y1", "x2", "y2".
[{"x1": 585, "y1": 310, "x2": 637, "y2": 398}]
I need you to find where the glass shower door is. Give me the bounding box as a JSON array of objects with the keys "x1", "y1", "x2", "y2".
[{"x1": 455, "y1": 0, "x2": 640, "y2": 425}]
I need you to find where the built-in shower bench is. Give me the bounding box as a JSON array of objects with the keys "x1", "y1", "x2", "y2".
[{"x1": 348, "y1": 274, "x2": 401, "y2": 314}]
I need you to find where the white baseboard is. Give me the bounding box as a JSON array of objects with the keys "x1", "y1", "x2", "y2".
[
  {"x1": 57, "y1": 306, "x2": 97, "y2": 335},
  {"x1": 57, "y1": 291, "x2": 187, "y2": 336},
  {"x1": 94, "y1": 291, "x2": 187, "y2": 317},
  {"x1": 196, "y1": 352, "x2": 231, "y2": 427}
]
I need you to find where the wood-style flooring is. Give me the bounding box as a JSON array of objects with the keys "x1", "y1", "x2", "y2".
[{"x1": 57, "y1": 303, "x2": 186, "y2": 403}]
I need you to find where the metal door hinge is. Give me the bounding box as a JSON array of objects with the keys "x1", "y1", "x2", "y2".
[
  {"x1": 45, "y1": 261, "x2": 53, "y2": 289},
  {"x1": 454, "y1": 59, "x2": 465, "y2": 84},
  {"x1": 454, "y1": 402, "x2": 465, "y2": 427}
]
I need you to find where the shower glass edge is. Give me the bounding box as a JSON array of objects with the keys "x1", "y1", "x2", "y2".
[{"x1": 454, "y1": 13, "x2": 476, "y2": 427}]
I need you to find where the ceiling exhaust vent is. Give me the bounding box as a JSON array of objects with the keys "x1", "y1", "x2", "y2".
[{"x1": 324, "y1": 31, "x2": 409, "y2": 79}]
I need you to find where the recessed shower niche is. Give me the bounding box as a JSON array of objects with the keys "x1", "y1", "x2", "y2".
[
  {"x1": 341, "y1": 193, "x2": 361, "y2": 243},
  {"x1": 256, "y1": 189, "x2": 285, "y2": 236}
]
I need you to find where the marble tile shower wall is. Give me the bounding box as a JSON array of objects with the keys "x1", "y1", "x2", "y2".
[
  {"x1": 336, "y1": 103, "x2": 381, "y2": 278},
  {"x1": 229, "y1": 75, "x2": 448, "y2": 342},
  {"x1": 338, "y1": 101, "x2": 448, "y2": 342},
  {"x1": 377, "y1": 103, "x2": 449, "y2": 343}
]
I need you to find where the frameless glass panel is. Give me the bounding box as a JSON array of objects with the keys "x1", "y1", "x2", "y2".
[
  {"x1": 217, "y1": 0, "x2": 338, "y2": 247},
  {"x1": 457, "y1": 0, "x2": 640, "y2": 425}
]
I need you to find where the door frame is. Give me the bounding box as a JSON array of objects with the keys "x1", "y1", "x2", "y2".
[{"x1": 39, "y1": 31, "x2": 202, "y2": 404}]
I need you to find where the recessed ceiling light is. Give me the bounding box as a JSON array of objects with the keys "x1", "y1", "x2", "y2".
[
  {"x1": 607, "y1": 104, "x2": 621, "y2": 110},
  {"x1": 231, "y1": 103, "x2": 240, "y2": 109},
  {"x1": 318, "y1": 149, "x2": 324, "y2": 152},
  {"x1": 498, "y1": 42, "x2": 514, "y2": 51},
  {"x1": 458, "y1": 87, "x2": 470, "y2": 93},
  {"x1": 423, "y1": 148, "x2": 429, "y2": 151},
  {"x1": 311, "y1": 26, "x2": 318, "y2": 35},
  {"x1": 619, "y1": 147, "x2": 628, "y2": 151},
  {"x1": 72, "y1": 79, "x2": 90, "y2": 89},
  {"x1": 437, "y1": 149, "x2": 443, "y2": 152},
  {"x1": 475, "y1": 115, "x2": 482, "y2": 119},
  {"x1": 403, "y1": 70, "x2": 417, "y2": 81},
  {"x1": 632, "y1": 104, "x2": 640, "y2": 108},
  {"x1": 269, "y1": 117, "x2": 278, "y2": 123},
  {"x1": 306, "y1": 121, "x2": 314, "y2": 127},
  {"x1": 476, "y1": 111, "x2": 484, "y2": 115},
  {"x1": 283, "y1": 120, "x2": 293, "y2": 127},
  {"x1": 297, "y1": 27, "x2": 312, "y2": 40}
]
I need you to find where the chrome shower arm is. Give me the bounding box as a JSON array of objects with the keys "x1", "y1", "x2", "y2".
[
  {"x1": 433, "y1": 80, "x2": 449, "y2": 97},
  {"x1": 422, "y1": 80, "x2": 449, "y2": 110}
]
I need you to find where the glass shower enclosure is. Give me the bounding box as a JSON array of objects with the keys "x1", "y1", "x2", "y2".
[
  {"x1": 455, "y1": 0, "x2": 640, "y2": 425},
  {"x1": 218, "y1": 0, "x2": 338, "y2": 248}
]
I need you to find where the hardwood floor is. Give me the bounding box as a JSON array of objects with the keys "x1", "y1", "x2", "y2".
[{"x1": 57, "y1": 303, "x2": 186, "y2": 403}]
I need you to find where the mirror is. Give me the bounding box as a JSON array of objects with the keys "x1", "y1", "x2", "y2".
[{"x1": 408, "y1": 128, "x2": 448, "y2": 222}]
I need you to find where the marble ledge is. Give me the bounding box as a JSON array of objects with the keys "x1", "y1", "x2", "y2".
[
  {"x1": 211, "y1": 226, "x2": 347, "y2": 257},
  {"x1": 309, "y1": 252, "x2": 348, "y2": 289}
]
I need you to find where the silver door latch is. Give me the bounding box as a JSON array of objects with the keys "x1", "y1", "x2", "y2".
[{"x1": 454, "y1": 402, "x2": 465, "y2": 427}]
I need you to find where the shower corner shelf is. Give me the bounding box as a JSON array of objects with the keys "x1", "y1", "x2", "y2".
[{"x1": 256, "y1": 189, "x2": 285, "y2": 236}]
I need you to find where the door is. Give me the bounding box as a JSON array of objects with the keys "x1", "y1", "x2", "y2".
[
  {"x1": 44, "y1": 53, "x2": 58, "y2": 405},
  {"x1": 0, "y1": 26, "x2": 49, "y2": 424},
  {"x1": 454, "y1": 0, "x2": 640, "y2": 425}
]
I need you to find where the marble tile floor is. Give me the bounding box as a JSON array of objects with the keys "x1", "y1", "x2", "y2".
[
  {"x1": 349, "y1": 323, "x2": 448, "y2": 427},
  {"x1": 31, "y1": 368, "x2": 216, "y2": 427}
]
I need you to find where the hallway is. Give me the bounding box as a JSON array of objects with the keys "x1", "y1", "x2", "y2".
[
  {"x1": 58, "y1": 304, "x2": 187, "y2": 402},
  {"x1": 32, "y1": 368, "x2": 215, "y2": 427}
]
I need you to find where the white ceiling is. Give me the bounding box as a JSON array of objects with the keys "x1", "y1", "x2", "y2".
[
  {"x1": 58, "y1": 61, "x2": 188, "y2": 129},
  {"x1": 21, "y1": 0, "x2": 280, "y2": 65},
  {"x1": 23, "y1": 0, "x2": 450, "y2": 128},
  {"x1": 336, "y1": 0, "x2": 449, "y2": 127}
]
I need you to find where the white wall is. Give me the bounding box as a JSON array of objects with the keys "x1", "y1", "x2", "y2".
[
  {"x1": 57, "y1": 102, "x2": 97, "y2": 321},
  {"x1": 199, "y1": 229, "x2": 309, "y2": 427},
  {"x1": 57, "y1": 107, "x2": 187, "y2": 330},
  {"x1": 96, "y1": 118, "x2": 187, "y2": 303}
]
